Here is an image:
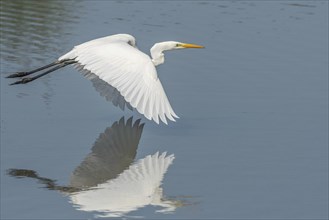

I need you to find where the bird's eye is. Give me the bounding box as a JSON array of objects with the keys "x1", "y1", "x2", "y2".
[{"x1": 176, "y1": 44, "x2": 180, "y2": 47}]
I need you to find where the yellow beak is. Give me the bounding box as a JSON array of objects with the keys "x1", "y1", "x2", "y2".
[{"x1": 180, "y1": 43, "x2": 204, "y2": 48}]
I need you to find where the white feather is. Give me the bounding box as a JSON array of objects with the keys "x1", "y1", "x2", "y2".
[{"x1": 59, "y1": 34, "x2": 178, "y2": 124}]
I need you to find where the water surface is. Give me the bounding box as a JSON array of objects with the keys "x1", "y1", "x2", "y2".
[{"x1": 1, "y1": 0, "x2": 328, "y2": 219}]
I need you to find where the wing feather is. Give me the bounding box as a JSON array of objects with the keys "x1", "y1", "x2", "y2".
[{"x1": 59, "y1": 35, "x2": 177, "y2": 124}]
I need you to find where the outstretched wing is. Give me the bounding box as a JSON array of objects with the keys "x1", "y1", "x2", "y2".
[{"x1": 59, "y1": 34, "x2": 178, "y2": 124}]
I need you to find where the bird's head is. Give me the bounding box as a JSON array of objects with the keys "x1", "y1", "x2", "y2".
[
  {"x1": 173, "y1": 42, "x2": 205, "y2": 50},
  {"x1": 150, "y1": 41, "x2": 204, "y2": 66},
  {"x1": 162, "y1": 41, "x2": 204, "y2": 50}
]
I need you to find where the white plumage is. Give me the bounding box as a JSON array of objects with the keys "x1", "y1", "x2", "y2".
[
  {"x1": 59, "y1": 34, "x2": 203, "y2": 124},
  {"x1": 10, "y1": 34, "x2": 203, "y2": 124},
  {"x1": 59, "y1": 34, "x2": 175, "y2": 124}
]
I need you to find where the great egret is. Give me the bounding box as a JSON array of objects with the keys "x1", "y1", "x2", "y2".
[{"x1": 7, "y1": 34, "x2": 204, "y2": 124}]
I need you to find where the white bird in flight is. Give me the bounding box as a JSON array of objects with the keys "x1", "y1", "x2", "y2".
[{"x1": 8, "y1": 34, "x2": 204, "y2": 124}]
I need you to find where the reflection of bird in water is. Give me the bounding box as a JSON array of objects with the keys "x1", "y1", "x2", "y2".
[
  {"x1": 8, "y1": 34, "x2": 204, "y2": 124},
  {"x1": 7, "y1": 117, "x2": 181, "y2": 218},
  {"x1": 69, "y1": 117, "x2": 143, "y2": 188},
  {"x1": 71, "y1": 152, "x2": 176, "y2": 218}
]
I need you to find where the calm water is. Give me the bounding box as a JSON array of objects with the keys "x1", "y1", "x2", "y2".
[{"x1": 1, "y1": 0, "x2": 328, "y2": 219}]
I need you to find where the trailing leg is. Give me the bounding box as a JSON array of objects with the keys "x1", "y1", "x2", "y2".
[
  {"x1": 9, "y1": 60, "x2": 77, "y2": 85},
  {"x1": 6, "y1": 61, "x2": 61, "y2": 78}
]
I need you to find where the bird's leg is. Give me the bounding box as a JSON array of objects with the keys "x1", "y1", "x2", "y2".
[
  {"x1": 7, "y1": 169, "x2": 80, "y2": 193},
  {"x1": 9, "y1": 60, "x2": 77, "y2": 85},
  {"x1": 6, "y1": 61, "x2": 62, "y2": 78}
]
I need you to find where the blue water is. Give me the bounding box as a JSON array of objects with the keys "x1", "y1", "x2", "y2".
[{"x1": 1, "y1": 1, "x2": 328, "y2": 219}]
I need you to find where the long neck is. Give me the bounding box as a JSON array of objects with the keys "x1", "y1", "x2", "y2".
[
  {"x1": 150, "y1": 43, "x2": 165, "y2": 66},
  {"x1": 150, "y1": 42, "x2": 174, "y2": 66}
]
